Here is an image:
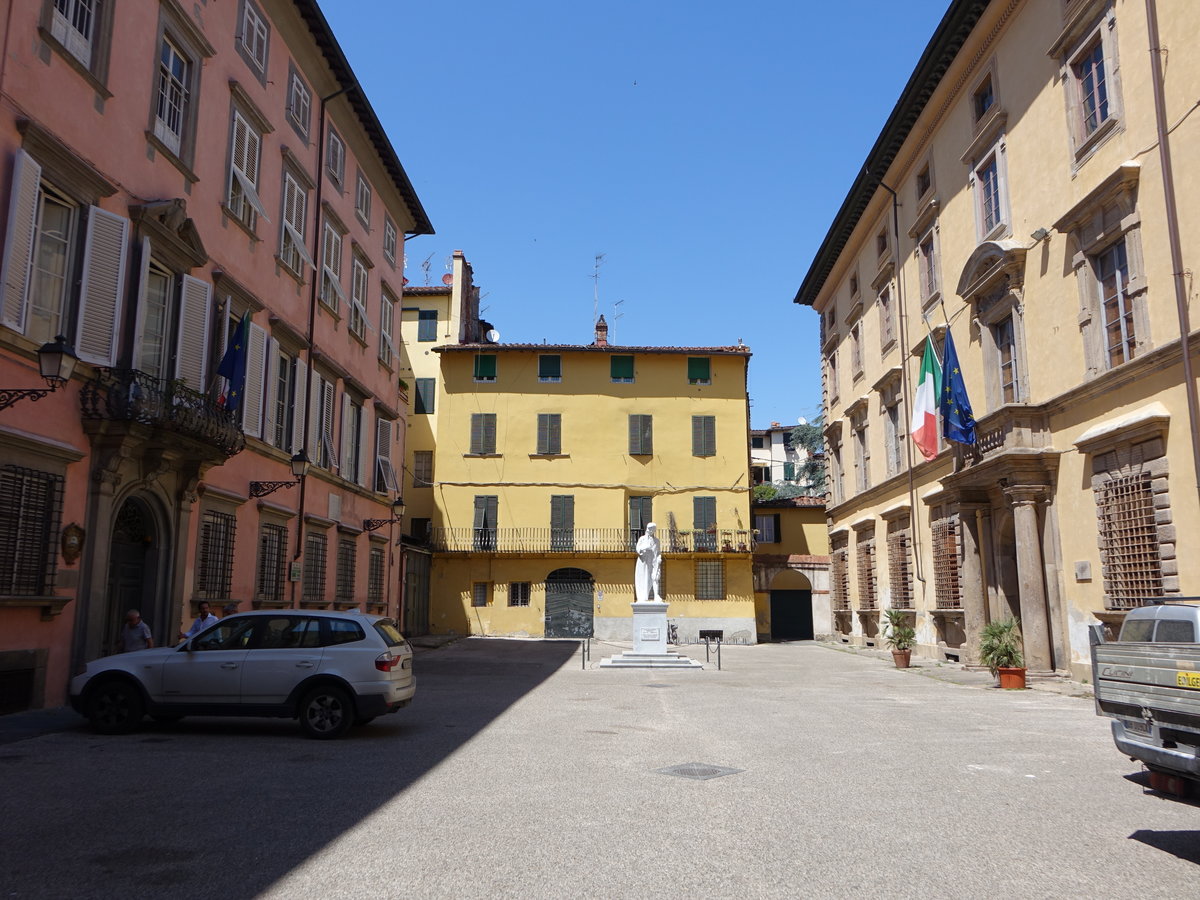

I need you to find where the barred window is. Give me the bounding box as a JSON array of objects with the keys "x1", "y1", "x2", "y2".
[
  {"x1": 336, "y1": 538, "x2": 357, "y2": 605},
  {"x1": 932, "y1": 511, "x2": 962, "y2": 609},
  {"x1": 856, "y1": 531, "x2": 877, "y2": 611},
  {"x1": 509, "y1": 582, "x2": 531, "y2": 607},
  {"x1": 831, "y1": 544, "x2": 850, "y2": 612},
  {"x1": 886, "y1": 518, "x2": 913, "y2": 609},
  {"x1": 367, "y1": 546, "x2": 385, "y2": 608},
  {"x1": 472, "y1": 582, "x2": 489, "y2": 607},
  {"x1": 695, "y1": 560, "x2": 725, "y2": 600},
  {"x1": 302, "y1": 531, "x2": 327, "y2": 604},
  {"x1": 197, "y1": 510, "x2": 236, "y2": 599},
  {"x1": 0, "y1": 466, "x2": 63, "y2": 595},
  {"x1": 1098, "y1": 472, "x2": 1163, "y2": 609},
  {"x1": 255, "y1": 522, "x2": 288, "y2": 605}
]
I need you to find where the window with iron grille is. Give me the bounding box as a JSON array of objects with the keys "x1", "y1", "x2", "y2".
[
  {"x1": 368, "y1": 546, "x2": 385, "y2": 607},
  {"x1": 831, "y1": 543, "x2": 850, "y2": 612},
  {"x1": 1097, "y1": 472, "x2": 1163, "y2": 609},
  {"x1": 336, "y1": 538, "x2": 357, "y2": 605},
  {"x1": 472, "y1": 582, "x2": 490, "y2": 607},
  {"x1": 302, "y1": 530, "x2": 327, "y2": 604},
  {"x1": 856, "y1": 531, "x2": 877, "y2": 611},
  {"x1": 509, "y1": 582, "x2": 531, "y2": 607},
  {"x1": 932, "y1": 511, "x2": 962, "y2": 609},
  {"x1": 695, "y1": 560, "x2": 725, "y2": 600},
  {"x1": 0, "y1": 465, "x2": 63, "y2": 595},
  {"x1": 197, "y1": 510, "x2": 236, "y2": 599},
  {"x1": 255, "y1": 522, "x2": 288, "y2": 605},
  {"x1": 886, "y1": 517, "x2": 913, "y2": 609}
]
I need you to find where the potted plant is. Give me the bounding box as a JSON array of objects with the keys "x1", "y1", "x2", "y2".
[
  {"x1": 883, "y1": 608, "x2": 916, "y2": 668},
  {"x1": 979, "y1": 617, "x2": 1026, "y2": 689}
]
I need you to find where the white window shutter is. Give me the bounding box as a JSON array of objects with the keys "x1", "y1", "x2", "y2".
[
  {"x1": 322, "y1": 378, "x2": 338, "y2": 469},
  {"x1": 242, "y1": 321, "x2": 267, "y2": 438},
  {"x1": 291, "y1": 356, "x2": 307, "y2": 455},
  {"x1": 75, "y1": 206, "x2": 130, "y2": 366},
  {"x1": 308, "y1": 371, "x2": 321, "y2": 459},
  {"x1": 174, "y1": 275, "x2": 212, "y2": 390},
  {"x1": 357, "y1": 402, "x2": 371, "y2": 488},
  {"x1": 129, "y1": 237, "x2": 152, "y2": 369},
  {"x1": 340, "y1": 392, "x2": 353, "y2": 479},
  {"x1": 1, "y1": 150, "x2": 41, "y2": 332},
  {"x1": 263, "y1": 337, "x2": 280, "y2": 447}
]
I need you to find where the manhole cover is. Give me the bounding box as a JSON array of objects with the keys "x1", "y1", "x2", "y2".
[{"x1": 657, "y1": 762, "x2": 743, "y2": 781}]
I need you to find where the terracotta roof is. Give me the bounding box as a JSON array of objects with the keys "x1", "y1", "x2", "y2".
[
  {"x1": 402, "y1": 285, "x2": 452, "y2": 295},
  {"x1": 434, "y1": 343, "x2": 751, "y2": 356},
  {"x1": 753, "y1": 496, "x2": 826, "y2": 508}
]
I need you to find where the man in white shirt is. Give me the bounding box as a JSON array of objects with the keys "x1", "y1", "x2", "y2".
[{"x1": 180, "y1": 601, "x2": 219, "y2": 642}]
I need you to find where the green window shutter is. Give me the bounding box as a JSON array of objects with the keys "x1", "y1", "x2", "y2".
[
  {"x1": 687, "y1": 357, "x2": 711, "y2": 383},
  {"x1": 784, "y1": 461, "x2": 796, "y2": 481},
  {"x1": 538, "y1": 355, "x2": 561, "y2": 380},
  {"x1": 474, "y1": 354, "x2": 497, "y2": 379},
  {"x1": 417, "y1": 309, "x2": 437, "y2": 341},
  {"x1": 629, "y1": 496, "x2": 651, "y2": 531},
  {"x1": 611, "y1": 355, "x2": 634, "y2": 381},
  {"x1": 550, "y1": 495, "x2": 574, "y2": 531},
  {"x1": 773, "y1": 514, "x2": 782, "y2": 543},
  {"x1": 692, "y1": 415, "x2": 716, "y2": 456},
  {"x1": 537, "y1": 413, "x2": 561, "y2": 454},
  {"x1": 414, "y1": 378, "x2": 434, "y2": 414},
  {"x1": 470, "y1": 413, "x2": 496, "y2": 454},
  {"x1": 693, "y1": 496, "x2": 716, "y2": 531},
  {"x1": 629, "y1": 415, "x2": 652, "y2": 454}
]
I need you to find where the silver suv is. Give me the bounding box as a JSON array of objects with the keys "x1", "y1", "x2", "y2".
[{"x1": 70, "y1": 610, "x2": 415, "y2": 739}]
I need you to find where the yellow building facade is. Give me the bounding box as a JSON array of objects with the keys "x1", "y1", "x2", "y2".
[
  {"x1": 797, "y1": 0, "x2": 1200, "y2": 679},
  {"x1": 751, "y1": 497, "x2": 831, "y2": 642},
  {"x1": 413, "y1": 321, "x2": 756, "y2": 642}
]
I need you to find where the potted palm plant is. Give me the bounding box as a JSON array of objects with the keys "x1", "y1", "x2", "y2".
[
  {"x1": 978, "y1": 617, "x2": 1026, "y2": 689},
  {"x1": 883, "y1": 608, "x2": 916, "y2": 668}
]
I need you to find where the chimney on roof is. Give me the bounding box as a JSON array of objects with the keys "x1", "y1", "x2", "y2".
[
  {"x1": 771, "y1": 421, "x2": 781, "y2": 428},
  {"x1": 594, "y1": 315, "x2": 608, "y2": 347}
]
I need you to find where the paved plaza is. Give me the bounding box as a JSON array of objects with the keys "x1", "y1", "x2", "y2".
[{"x1": 1, "y1": 639, "x2": 1197, "y2": 899}]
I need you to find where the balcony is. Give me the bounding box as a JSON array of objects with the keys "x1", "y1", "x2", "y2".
[
  {"x1": 81, "y1": 368, "x2": 246, "y2": 458},
  {"x1": 430, "y1": 527, "x2": 756, "y2": 555}
]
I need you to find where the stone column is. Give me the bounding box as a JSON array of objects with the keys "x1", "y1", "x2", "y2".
[
  {"x1": 958, "y1": 503, "x2": 988, "y2": 666},
  {"x1": 1004, "y1": 485, "x2": 1052, "y2": 673}
]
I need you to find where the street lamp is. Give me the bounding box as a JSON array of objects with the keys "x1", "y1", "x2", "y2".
[
  {"x1": 363, "y1": 496, "x2": 406, "y2": 532},
  {"x1": 0, "y1": 335, "x2": 77, "y2": 412},
  {"x1": 249, "y1": 450, "x2": 310, "y2": 498}
]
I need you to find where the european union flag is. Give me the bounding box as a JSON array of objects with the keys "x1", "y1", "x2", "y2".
[
  {"x1": 939, "y1": 328, "x2": 976, "y2": 445},
  {"x1": 217, "y1": 314, "x2": 250, "y2": 414}
]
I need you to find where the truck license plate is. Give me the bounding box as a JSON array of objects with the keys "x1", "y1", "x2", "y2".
[
  {"x1": 1123, "y1": 719, "x2": 1152, "y2": 736},
  {"x1": 1177, "y1": 671, "x2": 1200, "y2": 689}
]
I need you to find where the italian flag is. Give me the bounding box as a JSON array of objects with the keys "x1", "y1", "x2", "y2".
[{"x1": 910, "y1": 337, "x2": 942, "y2": 460}]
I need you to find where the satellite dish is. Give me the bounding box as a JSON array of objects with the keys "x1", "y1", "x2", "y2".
[
  {"x1": 797, "y1": 417, "x2": 808, "y2": 426},
  {"x1": 442, "y1": 274, "x2": 454, "y2": 285},
  {"x1": 485, "y1": 329, "x2": 500, "y2": 343}
]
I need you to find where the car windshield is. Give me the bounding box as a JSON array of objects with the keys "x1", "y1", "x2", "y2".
[{"x1": 373, "y1": 619, "x2": 406, "y2": 647}]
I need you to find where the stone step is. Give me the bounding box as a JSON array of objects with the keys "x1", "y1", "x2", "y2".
[{"x1": 599, "y1": 653, "x2": 704, "y2": 669}]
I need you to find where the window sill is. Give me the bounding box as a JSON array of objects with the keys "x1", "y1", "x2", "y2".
[
  {"x1": 474, "y1": 378, "x2": 497, "y2": 384},
  {"x1": 688, "y1": 380, "x2": 712, "y2": 386},
  {"x1": 349, "y1": 329, "x2": 368, "y2": 348},
  {"x1": 611, "y1": 378, "x2": 635, "y2": 384},
  {"x1": 38, "y1": 28, "x2": 113, "y2": 99},
  {"x1": 529, "y1": 453, "x2": 569, "y2": 459},
  {"x1": 1072, "y1": 116, "x2": 1121, "y2": 169},
  {"x1": 145, "y1": 132, "x2": 199, "y2": 183},
  {"x1": 275, "y1": 256, "x2": 307, "y2": 287},
  {"x1": 464, "y1": 453, "x2": 502, "y2": 458},
  {"x1": 538, "y1": 377, "x2": 562, "y2": 383},
  {"x1": 318, "y1": 297, "x2": 341, "y2": 322},
  {"x1": 220, "y1": 204, "x2": 261, "y2": 242},
  {"x1": 0, "y1": 594, "x2": 71, "y2": 620}
]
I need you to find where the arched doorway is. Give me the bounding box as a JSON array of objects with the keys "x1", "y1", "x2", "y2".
[
  {"x1": 102, "y1": 496, "x2": 168, "y2": 654},
  {"x1": 544, "y1": 568, "x2": 594, "y2": 638},
  {"x1": 769, "y1": 569, "x2": 814, "y2": 641}
]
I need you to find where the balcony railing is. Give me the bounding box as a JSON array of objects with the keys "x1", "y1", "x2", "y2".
[
  {"x1": 81, "y1": 368, "x2": 246, "y2": 458},
  {"x1": 430, "y1": 527, "x2": 756, "y2": 554}
]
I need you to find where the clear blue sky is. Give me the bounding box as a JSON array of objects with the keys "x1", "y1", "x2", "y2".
[{"x1": 323, "y1": 0, "x2": 951, "y2": 429}]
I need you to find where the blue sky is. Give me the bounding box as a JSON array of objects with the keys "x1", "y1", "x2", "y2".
[{"x1": 323, "y1": 0, "x2": 951, "y2": 429}]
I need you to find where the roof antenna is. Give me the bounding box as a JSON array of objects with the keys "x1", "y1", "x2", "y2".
[
  {"x1": 421, "y1": 252, "x2": 434, "y2": 285},
  {"x1": 612, "y1": 299, "x2": 625, "y2": 342},
  {"x1": 591, "y1": 253, "x2": 605, "y2": 328}
]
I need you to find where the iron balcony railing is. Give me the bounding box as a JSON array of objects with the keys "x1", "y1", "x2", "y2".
[
  {"x1": 430, "y1": 527, "x2": 756, "y2": 554},
  {"x1": 81, "y1": 368, "x2": 246, "y2": 458}
]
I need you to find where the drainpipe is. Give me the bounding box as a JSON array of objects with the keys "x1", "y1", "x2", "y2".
[{"x1": 1145, "y1": 0, "x2": 1200, "y2": 505}]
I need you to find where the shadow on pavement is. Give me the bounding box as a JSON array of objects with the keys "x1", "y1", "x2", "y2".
[
  {"x1": 1128, "y1": 829, "x2": 1200, "y2": 864},
  {"x1": 0, "y1": 638, "x2": 578, "y2": 899}
]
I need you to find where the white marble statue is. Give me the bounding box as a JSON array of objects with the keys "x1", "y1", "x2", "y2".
[{"x1": 634, "y1": 522, "x2": 662, "y2": 603}]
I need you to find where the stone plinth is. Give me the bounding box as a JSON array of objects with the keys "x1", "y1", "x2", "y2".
[{"x1": 599, "y1": 602, "x2": 703, "y2": 670}]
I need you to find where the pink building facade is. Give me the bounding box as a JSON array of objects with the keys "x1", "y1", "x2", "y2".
[{"x1": 0, "y1": 0, "x2": 432, "y2": 711}]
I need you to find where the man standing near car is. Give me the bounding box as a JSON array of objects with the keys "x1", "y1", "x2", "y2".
[
  {"x1": 179, "y1": 601, "x2": 219, "y2": 642},
  {"x1": 120, "y1": 610, "x2": 154, "y2": 652}
]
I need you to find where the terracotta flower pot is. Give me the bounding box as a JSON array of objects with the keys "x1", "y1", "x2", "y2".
[
  {"x1": 998, "y1": 666, "x2": 1027, "y2": 689},
  {"x1": 892, "y1": 649, "x2": 911, "y2": 668}
]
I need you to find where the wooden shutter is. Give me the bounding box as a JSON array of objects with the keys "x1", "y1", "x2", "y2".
[
  {"x1": 629, "y1": 496, "x2": 651, "y2": 532},
  {"x1": 307, "y1": 370, "x2": 321, "y2": 460},
  {"x1": 692, "y1": 415, "x2": 716, "y2": 456},
  {"x1": 551, "y1": 495, "x2": 574, "y2": 531},
  {"x1": 1, "y1": 150, "x2": 41, "y2": 332},
  {"x1": 375, "y1": 417, "x2": 398, "y2": 492},
  {"x1": 262, "y1": 338, "x2": 280, "y2": 446},
  {"x1": 474, "y1": 354, "x2": 496, "y2": 379},
  {"x1": 470, "y1": 413, "x2": 483, "y2": 454},
  {"x1": 76, "y1": 206, "x2": 130, "y2": 366},
  {"x1": 483, "y1": 413, "x2": 496, "y2": 454},
  {"x1": 537, "y1": 413, "x2": 560, "y2": 455},
  {"x1": 173, "y1": 275, "x2": 211, "y2": 389},
  {"x1": 339, "y1": 392, "x2": 353, "y2": 477},
  {"x1": 129, "y1": 237, "x2": 152, "y2": 369},
  {"x1": 473, "y1": 495, "x2": 497, "y2": 529},
  {"x1": 242, "y1": 321, "x2": 268, "y2": 438},
  {"x1": 693, "y1": 496, "x2": 716, "y2": 530},
  {"x1": 773, "y1": 514, "x2": 782, "y2": 543},
  {"x1": 415, "y1": 378, "x2": 433, "y2": 414},
  {"x1": 629, "y1": 415, "x2": 652, "y2": 454},
  {"x1": 688, "y1": 357, "x2": 710, "y2": 382},
  {"x1": 291, "y1": 356, "x2": 307, "y2": 455},
  {"x1": 611, "y1": 355, "x2": 633, "y2": 380},
  {"x1": 357, "y1": 402, "x2": 371, "y2": 488},
  {"x1": 231, "y1": 111, "x2": 268, "y2": 220}
]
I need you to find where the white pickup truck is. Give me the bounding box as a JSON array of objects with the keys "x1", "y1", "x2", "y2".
[{"x1": 1091, "y1": 602, "x2": 1200, "y2": 787}]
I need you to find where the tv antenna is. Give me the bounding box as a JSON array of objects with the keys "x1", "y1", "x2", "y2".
[
  {"x1": 612, "y1": 299, "x2": 625, "y2": 342},
  {"x1": 591, "y1": 253, "x2": 605, "y2": 327},
  {"x1": 421, "y1": 252, "x2": 434, "y2": 285}
]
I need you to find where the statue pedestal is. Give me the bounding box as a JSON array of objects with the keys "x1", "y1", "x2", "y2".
[{"x1": 599, "y1": 602, "x2": 703, "y2": 669}]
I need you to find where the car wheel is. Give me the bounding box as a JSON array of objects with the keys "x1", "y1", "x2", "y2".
[
  {"x1": 299, "y1": 685, "x2": 354, "y2": 739},
  {"x1": 353, "y1": 715, "x2": 376, "y2": 727},
  {"x1": 86, "y1": 679, "x2": 145, "y2": 735}
]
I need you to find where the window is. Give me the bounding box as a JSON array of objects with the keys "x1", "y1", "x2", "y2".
[
  {"x1": 287, "y1": 67, "x2": 311, "y2": 138},
  {"x1": 413, "y1": 378, "x2": 434, "y2": 414},
  {"x1": 887, "y1": 516, "x2": 913, "y2": 609},
  {"x1": 849, "y1": 272, "x2": 859, "y2": 297},
  {"x1": 0, "y1": 465, "x2": 63, "y2": 596},
  {"x1": 611, "y1": 355, "x2": 634, "y2": 383},
  {"x1": 978, "y1": 156, "x2": 1001, "y2": 235},
  {"x1": 1094, "y1": 440, "x2": 1169, "y2": 610},
  {"x1": 379, "y1": 287, "x2": 396, "y2": 367},
  {"x1": 691, "y1": 415, "x2": 716, "y2": 457},
  {"x1": 349, "y1": 255, "x2": 369, "y2": 339},
  {"x1": 470, "y1": 413, "x2": 497, "y2": 455},
  {"x1": 136, "y1": 263, "x2": 174, "y2": 379},
  {"x1": 197, "y1": 510, "x2": 236, "y2": 599},
  {"x1": 374, "y1": 415, "x2": 399, "y2": 492},
  {"x1": 695, "y1": 560, "x2": 725, "y2": 600},
  {"x1": 312, "y1": 373, "x2": 338, "y2": 470},
  {"x1": 341, "y1": 397, "x2": 363, "y2": 484},
  {"x1": 1074, "y1": 39, "x2": 1108, "y2": 139},
  {"x1": 49, "y1": 0, "x2": 104, "y2": 70},
  {"x1": 754, "y1": 513, "x2": 780, "y2": 544},
  {"x1": 25, "y1": 184, "x2": 78, "y2": 346},
  {"x1": 1097, "y1": 240, "x2": 1134, "y2": 368},
  {"x1": 972, "y1": 74, "x2": 994, "y2": 121},
  {"x1": 472, "y1": 496, "x2": 498, "y2": 551},
  {"x1": 628, "y1": 496, "x2": 652, "y2": 545},
  {"x1": 853, "y1": 414, "x2": 870, "y2": 493},
  {"x1": 878, "y1": 285, "x2": 894, "y2": 348},
  {"x1": 355, "y1": 171, "x2": 372, "y2": 225},
  {"x1": 237, "y1": 0, "x2": 269, "y2": 78},
  {"x1": 326, "y1": 128, "x2": 345, "y2": 185},
  {"x1": 918, "y1": 230, "x2": 939, "y2": 304},
  {"x1": 687, "y1": 357, "x2": 711, "y2": 385},
  {"x1": 850, "y1": 322, "x2": 862, "y2": 377},
  {"x1": 876, "y1": 229, "x2": 888, "y2": 259},
  {"x1": 367, "y1": 546, "x2": 385, "y2": 609},
  {"x1": 830, "y1": 442, "x2": 844, "y2": 506},
  {"x1": 931, "y1": 510, "x2": 961, "y2": 609},
  {"x1": 472, "y1": 582, "x2": 490, "y2": 607},
  {"x1": 916, "y1": 164, "x2": 931, "y2": 200},
  {"x1": 255, "y1": 522, "x2": 288, "y2": 605},
  {"x1": 883, "y1": 400, "x2": 902, "y2": 477},
  {"x1": 270, "y1": 347, "x2": 298, "y2": 451},
  {"x1": 536, "y1": 413, "x2": 562, "y2": 455},
  {"x1": 751, "y1": 435, "x2": 764, "y2": 450},
  {"x1": 302, "y1": 530, "x2": 328, "y2": 604},
  {"x1": 508, "y1": 582, "x2": 531, "y2": 607},
  {"x1": 417, "y1": 309, "x2": 438, "y2": 342},
  {"x1": 831, "y1": 535, "x2": 850, "y2": 611},
  {"x1": 228, "y1": 109, "x2": 267, "y2": 229},
  {"x1": 412, "y1": 450, "x2": 433, "y2": 488},
  {"x1": 972, "y1": 138, "x2": 1009, "y2": 240},
  {"x1": 1057, "y1": 10, "x2": 1123, "y2": 160},
  {"x1": 153, "y1": 36, "x2": 191, "y2": 157},
  {"x1": 383, "y1": 217, "x2": 397, "y2": 265},
  {"x1": 994, "y1": 315, "x2": 1018, "y2": 403},
  {"x1": 550, "y1": 495, "x2": 574, "y2": 551},
  {"x1": 474, "y1": 353, "x2": 497, "y2": 382},
  {"x1": 335, "y1": 538, "x2": 356, "y2": 606},
  {"x1": 628, "y1": 414, "x2": 653, "y2": 455},
  {"x1": 320, "y1": 220, "x2": 345, "y2": 312},
  {"x1": 827, "y1": 349, "x2": 839, "y2": 404},
  {"x1": 538, "y1": 355, "x2": 562, "y2": 382},
  {"x1": 693, "y1": 496, "x2": 717, "y2": 551},
  {"x1": 856, "y1": 528, "x2": 877, "y2": 611},
  {"x1": 279, "y1": 171, "x2": 313, "y2": 277}
]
